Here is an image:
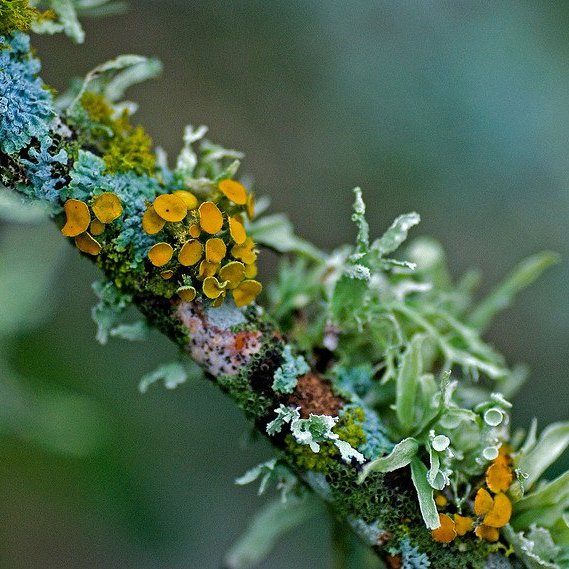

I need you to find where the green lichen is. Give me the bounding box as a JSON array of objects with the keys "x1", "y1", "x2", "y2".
[
  {"x1": 103, "y1": 125, "x2": 155, "y2": 176},
  {"x1": 285, "y1": 408, "x2": 367, "y2": 473},
  {"x1": 0, "y1": 0, "x2": 39, "y2": 36}
]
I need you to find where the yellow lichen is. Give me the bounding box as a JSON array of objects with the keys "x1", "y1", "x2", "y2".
[
  {"x1": 205, "y1": 238, "x2": 227, "y2": 264},
  {"x1": 454, "y1": 514, "x2": 473, "y2": 536},
  {"x1": 92, "y1": 192, "x2": 122, "y2": 223},
  {"x1": 218, "y1": 179, "x2": 247, "y2": 205},
  {"x1": 89, "y1": 219, "x2": 106, "y2": 236},
  {"x1": 474, "y1": 488, "x2": 494, "y2": 517},
  {"x1": 486, "y1": 461, "x2": 513, "y2": 494},
  {"x1": 232, "y1": 279, "x2": 262, "y2": 307},
  {"x1": 246, "y1": 192, "x2": 255, "y2": 220},
  {"x1": 197, "y1": 260, "x2": 220, "y2": 280},
  {"x1": 148, "y1": 242, "x2": 174, "y2": 267},
  {"x1": 153, "y1": 194, "x2": 187, "y2": 222},
  {"x1": 202, "y1": 276, "x2": 227, "y2": 299},
  {"x1": 231, "y1": 237, "x2": 257, "y2": 264},
  {"x1": 431, "y1": 513, "x2": 457, "y2": 544},
  {"x1": 177, "y1": 286, "x2": 197, "y2": 302},
  {"x1": 199, "y1": 201, "x2": 224, "y2": 234},
  {"x1": 219, "y1": 261, "x2": 245, "y2": 289},
  {"x1": 483, "y1": 493, "x2": 512, "y2": 528},
  {"x1": 174, "y1": 190, "x2": 198, "y2": 210},
  {"x1": 244, "y1": 263, "x2": 258, "y2": 279},
  {"x1": 160, "y1": 270, "x2": 175, "y2": 279},
  {"x1": 475, "y1": 525, "x2": 500, "y2": 543},
  {"x1": 142, "y1": 206, "x2": 166, "y2": 235},
  {"x1": 178, "y1": 239, "x2": 203, "y2": 266},
  {"x1": 228, "y1": 214, "x2": 247, "y2": 244},
  {"x1": 435, "y1": 495, "x2": 448, "y2": 507},
  {"x1": 75, "y1": 232, "x2": 101, "y2": 256},
  {"x1": 189, "y1": 224, "x2": 201, "y2": 238},
  {"x1": 61, "y1": 199, "x2": 91, "y2": 237}
]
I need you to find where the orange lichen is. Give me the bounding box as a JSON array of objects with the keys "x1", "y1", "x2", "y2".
[
  {"x1": 228, "y1": 214, "x2": 247, "y2": 244},
  {"x1": 203, "y1": 276, "x2": 227, "y2": 299},
  {"x1": 219, "y1": 261, "x2": 245, "y2": 289},
  {"x1": 92, "y1": 192, "x2": 122, "y2": 223},
  {"x1": 177, "y1": 286, "x2": 197, "y2": 302},
  {"x1": 483, "y1": 493, "x2": 512, "y2": 528},
  {"x1": 232, "y1": 279, "x2": 262, "y2": 307},
  {"x1": 486, "y1": 461, "x2": 513, "y2": 494},
  {"x1": 173, "y1": 190, "x2": 198, "y2": 210},
  {"x1": 218, "y1": 179, "x2": 247, "y2": 205},
  {"x1": 244, "y1": 263, "x2": 258, "y2": 279},
  {"x1": 475, "y1": 525, "x2": 499, "y2": 542},
  {"x1": 89, "y1": 219, "x2": 106, "y2": 236},
  {"x1": 231, "y1": 237, "x2": 257, "y2": 265},
  {"x1": 454, "y1": 514, "x2": 473, "y2": 536},
  {"x1": 246, "y1": 192, "x2": 255, "y2": 220},
  {"x1": 160, "y1": 270, "x2": 175, "y2": 279},
  {"x1": 431, "y1": 513, "x2": 457, "y2": 544},
  {"x1": 197, "y1": 260, "x2": 219, "y2": 280},
  {"x1": 178, "y1": 239, "x2": 203, "y2": 266},
  {"x1": 189, "y1": 223, "x2": 201, "y2": 238},
  {"x1": 153, "y1": 194, "x2": 187, "y2": 222},
  {"x1": 474, "y1": 488, "x2": 494, "y2": 517},
  {"x1": 61, "y1": 199, "x2": 91, "y2": 237},
  {"x1": 199, "y1": 201, "x2": 224, "y2": 234},
  {"x1": 435, "y1": 495, "x2": 448, "y2": 508},
  {"x1": 74, "y1": 232, "x2": 101, "y2": 255},
  {"x1": 148, "y1": 242, "x2": 174, "y2": 267},
  {"x1": 142, "y1": 206, "x2": 166, "y2": 235},
  {"x1": 205, "y1": 238, "x2": 227, "y2": 264}
]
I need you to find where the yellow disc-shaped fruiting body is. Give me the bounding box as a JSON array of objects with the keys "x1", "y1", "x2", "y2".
[
  {"x1": 205, "y1": 238, "x2": 227, "y2": 264},
  {"x1": 219, "y1": 261, "x2": 245, "y2": 289},
  {"x1": 61, "y1": 199, "x2": 91, "y2": 237},
  {"x1": 179, "y1": 239, "x2": 203, "y2": 266},
  {"x1": 431, "y1": 514, "x2": 456, "y2": 544},
  {"x1": 142, "y1": 206, "x2": 166, "y2": 234},
  {"x1": 199, "y1": 201, "x2": 224, "y2": 234},
  {"x1": 174, "y1": 190, "x2": 198, "y2": 210},
  {"x1": 231, "y1": 237, "x2": 257, "y2": 265},
  {"x1": 202, "y1": 276, "x2": 227, "y2": 299},
  {"x1": 92, "y1": 192, "x2": 122, "y2": 223},
  {"x1": 148, "y1": 242, "x2": 174, "y2": 267},
  {"x1": 75, "y1": 232, "x2": 102, "y2": 255},
  {"x1": 89, "y1": 219, "x2": 106, "y2": 236},
  {"x1": 232, "y1": 279, "x2": 262, "y2": 307},
  {"x1": 228, "y1": 214, "x2": 247, "y2": 244},
  {"x1": 177, "y1": 286, "x2": 197, "y2": 302},
  {"x1": 153, "y1": 194, "x2": 187, "y2": 222},
  {"x1": 218, "y1": 179, "x2": 247, "y2": 205}
]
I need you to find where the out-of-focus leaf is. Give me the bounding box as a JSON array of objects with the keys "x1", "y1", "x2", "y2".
[
  {"x1": 138, "y1": 361, "x2": 192, "y2": 393},
  {"x1": 502, "y1": 525, "x2": 560, "y2": 569},
  {"x1": 517, "y1": 422, "x2": 569, "y2": 490},
  {"x1": 224, "y1": 495, "x2": 321, "y2": 569},
  {"x1": 0, "y1": 189, "x2": 49, "y2": 223},
  {"x1": 371, "y1": 212, "x2": 420, "y2": 258},
  {"x1": 0, "y1": 224, "x2": 65, "y2": 336},
  {"x1": 0, "y1": 371, "x2": 109, "y2": 456},
  {"x1": 468, "y1": 252, "x2": 560, "y2": 332},
  {"x1": 248, "y1": 214, "x2": 325, "y2": 261},
  {"x1": 396, "y1": 334, "x2": 425, "y2": 433}
]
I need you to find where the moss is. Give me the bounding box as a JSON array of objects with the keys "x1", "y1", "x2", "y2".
[
  {"x1": 0, "y1": 0, "x2": 39, "y2": 36},
  {"x1": 80, "y1": 92, "x2": 114, "y2": 126},
  {"x1": 285, "y1": 408, "x2": 367, "y2": 473},
  {"x1": 217, "y1": 371, "x2": 273, "y2": 420},
  {"x1": 103, "y1": 125, "x2": 156, "y2": 176}
]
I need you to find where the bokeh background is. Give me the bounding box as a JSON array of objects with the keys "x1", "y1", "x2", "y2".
[{"x1": 2, "y1": 2, "x2": 569, "y2": 567}]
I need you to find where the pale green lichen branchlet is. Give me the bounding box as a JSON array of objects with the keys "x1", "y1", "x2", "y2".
[{"x1": 2, "y1": 2, "x2": 569, "y2": 568}]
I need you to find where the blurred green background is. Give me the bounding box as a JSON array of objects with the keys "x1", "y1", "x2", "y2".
[{"x1": 2, "y1": 1, "x2": 569, "y2": 567}]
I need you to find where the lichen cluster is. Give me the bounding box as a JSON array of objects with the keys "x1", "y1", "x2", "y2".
[{"x1": 1, "y1": 5, "x2": 569, "y2": 568}]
